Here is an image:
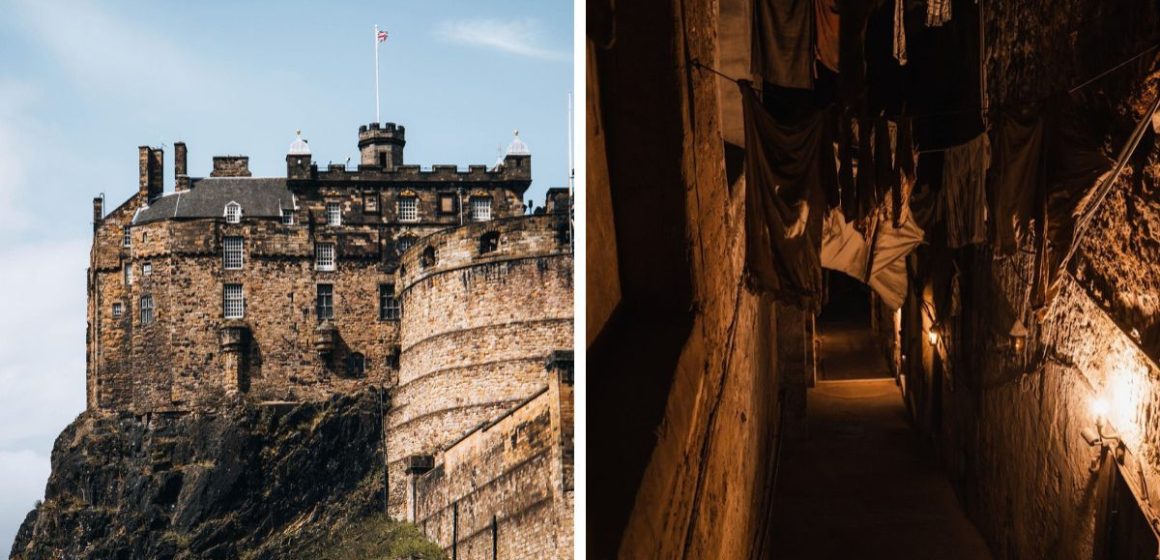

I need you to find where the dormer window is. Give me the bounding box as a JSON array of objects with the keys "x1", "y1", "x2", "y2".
[
  {"x1": 326, "y1": 203, "x2": 342, "y2": 226},
  {"x1": 281, "y1": 209, "x2": 295, "y2": 225},
  {"x1": 398, "y1": 197, "x2": 418, "y2": 223},
  {"x1": 225, "y1": 202, "x2": 242, "y2": 224}
]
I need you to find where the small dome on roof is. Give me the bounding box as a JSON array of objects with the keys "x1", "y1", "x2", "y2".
[
  {"x1": 505, "y1": 129, "x2": 530, "y2": 156},
  {"x1": 288, "y1": 130, "x2": 311, "y2": 155}
]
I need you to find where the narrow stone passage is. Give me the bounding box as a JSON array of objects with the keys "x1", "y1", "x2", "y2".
[{"x1": 768, "y1": 330, "x2": 993, "y2": 559}]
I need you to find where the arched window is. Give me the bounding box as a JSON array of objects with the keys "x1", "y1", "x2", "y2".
[{"x1": 224, "y1": 201, "x2": 242, "y2": 224}]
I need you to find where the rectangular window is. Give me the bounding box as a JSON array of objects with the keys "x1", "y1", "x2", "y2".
[
  {"x1": 397, "y1": 237, "x2": 415, "y2": 253},
  {"x1": 365, "y1": 193, "x2": 379, "y2": 213},
  {"x1": 327, "y1": 202, "x2": 342, "y2": 226},
  {"x1": 438, "y1": 194, "x2": 457, "y2": 215},
  {"x1": 122, "y1": 226, "x2": 131, "y2": 247},
  {"x1": 223, "y1": 284, "x2": 244, "y2": 319},
  {"x1": 315, "y1": 243, "x2": 336, "y2": 271},
  {"x1": 124, "y1": 263, "x2": 132, "y2": 285},
  {"x1": 142, "y1": 262, "x2": 152, "y2": 276},
  {"x1": 398, "y1": 197, "x2": 418, "y2": 222},
  {"x1": 223, "y1": 236, "x2": 244, "y2": 270},
  {"x1": 112, "y1": 302, "x2": 123, "y2": 319},
  {"x1": 281, "y1": 209, "x2": 294, "y2": 225},
  {"x1": 379, "y1": 283, "x2": 400, "y2": 321},
  {"x1": 316, "y1": 284, "x2": 334, "y2": 320},
  {"x1": 140, "y1": 295, "x2": 154, "y2": 326},
  {"x1": 471, "y1": 198, "x2": 492, "y2": 222}
]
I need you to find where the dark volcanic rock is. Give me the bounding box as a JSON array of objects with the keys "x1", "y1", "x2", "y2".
[{"x1": 9, "y1": 391, "x2": 391, "y2": 560}]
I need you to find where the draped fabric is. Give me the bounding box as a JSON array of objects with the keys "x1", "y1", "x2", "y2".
[
  {"x1": 989, "y1": 110, "x2": 1043, "y2": 254},
  {"x1": 941, "y1": 132, "x2": 990, "y2": 247},
  {"x1": 925, "y1": 0, "x2": 952, "y2": 27},
  {"x1": 894, "y1": 116, "x2": 916, "y2": 226},
  {"x1": 874, "y1": 116, "x2": 895, "y2": 203},
  {"x1": 815, "y1": 0, "x2": 841, "y2": 72},
  {"x1": 741, "y1": 82, "x2": 830, "y2": 310},
  {"x1": 752, "y1": 0, "x2": 814, "y2": 89},
  {"x1": 856, "y1": 116, "x2": 877, "y2": 221},
  {"x1": 821, "y1": 207, "x2": 925, "y2": 310}
]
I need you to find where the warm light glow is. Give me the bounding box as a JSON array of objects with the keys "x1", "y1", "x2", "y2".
[
  {"x1": 1091, "y1": 397, "x2": 1110, "y2": 419},
  {"x1": 927, "y1": 328, "x2": 939, "y2": 346}
]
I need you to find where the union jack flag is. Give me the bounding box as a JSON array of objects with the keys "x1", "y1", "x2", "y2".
[{"x1": 377, "y1": 29, "x2": 388, "y2": 43}]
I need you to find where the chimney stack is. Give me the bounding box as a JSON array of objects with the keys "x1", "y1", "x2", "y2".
[
  {"x1": 92, "y1": 195, "x2": 104, "y2": 232},
  {"x1": 174, "y1": 141, "x2": 190, "y2": 192}
]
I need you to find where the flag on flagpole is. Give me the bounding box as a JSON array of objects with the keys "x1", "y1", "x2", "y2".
[{"x1": 377, "y1": 29, "x2": 388, "y2": 43}]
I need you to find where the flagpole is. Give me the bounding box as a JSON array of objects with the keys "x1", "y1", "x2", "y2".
[{"x1": 374, "y1": 25, "x2": 381, "y2": 123}]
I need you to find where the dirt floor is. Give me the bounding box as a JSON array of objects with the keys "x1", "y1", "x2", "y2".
[{"x1": 768, "y1": 337, "x2": 993, "y2": 559}]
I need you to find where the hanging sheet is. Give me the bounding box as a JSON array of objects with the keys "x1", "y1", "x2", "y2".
[
  {"x1": 740, "y1": 82, "x2": 831, "y2": 310},
  {"x1": 752, "y1": 0, "x2": 814, "y2": 89},
  {"x1": 941, "y1": 132, "x2": 990, "y2": 247},
  {"x1": 821, "y1": 205, "x2": 925, "y2": 310},
  {"x1": 815, "y1": 0, "x2": 840, "y2": 72}
]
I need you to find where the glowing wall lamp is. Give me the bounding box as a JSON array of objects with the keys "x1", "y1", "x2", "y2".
[
  {"x1": 1009, "y1": 320, "x2": 1028, "y2": 354},
  {"x1": 927, "y1": 324, "x2": 941, "y2": 346},
  {"x1": 1082, "y1": 397, "x2": 1121, "y2": 450}
]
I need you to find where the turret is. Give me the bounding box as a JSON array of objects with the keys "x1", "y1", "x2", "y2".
[
  {"x1": 287, "y1": 130, "x2": 313, "y2": 180},
  {"x1": 500, "y1": 130, "x2": 531, "y2": 179},
  {"x1": 358, "y1": 122, "x2": 406, "y2": 169}
]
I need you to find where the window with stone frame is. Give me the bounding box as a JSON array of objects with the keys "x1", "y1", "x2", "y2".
[
  {"x1": 223, "y1": 283, "x2": 244, "y2": 319},
  {"x1": 379, "y1": 283, "x2": 400, "y2": 321},
  {"x1": 122, "y1": 226, "x2": 131, "y2": 247},
  {"x1": 281, "y1": 209, "x2": 295, "y2": 225},
  {"x1": 420, "y1": 246, "x2": 436, "y2": 269},
  {"x1": 124, "y1": 263, "x2": 132, "y2": 285},
  {"x1": 140, "y1": 295, "x2": 154, "y2": 326},
  {"x1": 470, "y1": 197, "x2": 493, "y2": 222},
  {"x1": 225, "y1": 201, "x2": 242, "y2": 224},
  {"x1": 398, "y1": 196, "x2": 419, "y2": 222},
  {"x1": 315, "y1": 242, "x2": 336, "y2": 271},
  {"x1": 142, "y1": 262, "x2": 152, "y2": 276},
  {"x1": 438, "y1": 193, "x2": 457, "y2": 215},
  {"x1": 316, "y1": 284, "x2": 334, "y2": 320},
  {"x1": 397, "y1": 236, "x2": 416, "y2": 253},
  {"x1": 364, "y1": 192, "x2": 379, "y2": 213},
  {"x1": 112, "y1": 302, "x2": 123, "y2": 319},
  {"x1": 223, "y1": 236, "x2": 244, "y2": 270},
  {"x1": 326, "y1": 202, "x2": 342, "y2": 226}
]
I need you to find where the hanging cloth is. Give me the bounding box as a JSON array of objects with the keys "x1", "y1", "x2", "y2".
[
  {"x1": 894, "y1": 116, "x2": 916, "y2": 226},
  {"x1": 941, "y1": 132, "x2": 991, "y2": 247},
  {"x1": 855, "y1": 117, "x2": 877, "y2": 222},
  {"x1": 740, "y1": 82, "x2": 829, "y2": 310},
  {"x1": 752, "y1": 0, "x2": 814, "y2": 89},
  {"x1": 838, "y1": 114, "x2": 857, "y2": 217},
  {"x1": 893, "y1": 0, "x2": 908, "y2": 65},
  {"x1": 926, "y1": 0, "x2": 952, "y2": 27},
  {"x1": 989, "y1": 110, "x2": 1043, "y2": 254},
  {"x1": 821, "y1": 206, "x2": 925, "y2": 310},
  {"x1": 815, "y1": 0, "x2": 841, "y2": 73}
]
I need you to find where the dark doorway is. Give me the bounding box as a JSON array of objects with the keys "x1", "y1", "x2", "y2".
[
  {"x1": 817, "y1": 271, "x2": 890, "y2": 380},
  {"x1": 1102, "y1": 465, "x2": 1159, "y2": 560}
]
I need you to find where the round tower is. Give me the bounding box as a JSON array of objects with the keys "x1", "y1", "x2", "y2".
[
  {"x1": 358, "y1": 122, "x2": 406, "y2": 169},
  {"x1": 386, "y1": 214, "x2": 573, "y2": 516}
]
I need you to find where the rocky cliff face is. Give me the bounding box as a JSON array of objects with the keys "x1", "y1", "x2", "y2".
[{"x1": 9, "y1": 390, "x2": 406, "y2": 560}]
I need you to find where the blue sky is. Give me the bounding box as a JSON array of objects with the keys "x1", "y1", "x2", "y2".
[{"x1": 0, "y1": 0, "x2": 573, "y2": 550}]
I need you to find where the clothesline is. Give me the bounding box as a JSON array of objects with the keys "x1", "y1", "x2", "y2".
[{"x1": 691, "y1": 39, "x2": 1160, "y2": 123}]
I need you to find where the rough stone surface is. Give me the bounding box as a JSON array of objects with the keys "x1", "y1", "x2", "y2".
[{"x1": 9, "y1": 392, "x2": 391, "y2": 560}]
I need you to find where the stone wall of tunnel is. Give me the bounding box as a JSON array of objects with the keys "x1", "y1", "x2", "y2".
[
  {"x1": 900, "y1": 1, "x2": 1160, "y2": 558},
  {"x1": 586, "y1": 0, "x2": 808, "y2": 556}
]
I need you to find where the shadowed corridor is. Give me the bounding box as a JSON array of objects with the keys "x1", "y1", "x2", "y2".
[{"x1": 767, "y1": 321, "x2": 993, "y2": 559}]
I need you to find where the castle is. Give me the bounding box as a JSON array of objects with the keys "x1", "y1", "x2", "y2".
[{"x1": 85, "y1": 123, "x2": 574, "y2": 558}]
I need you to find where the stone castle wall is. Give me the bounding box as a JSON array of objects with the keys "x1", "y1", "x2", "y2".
[
  {"x1": 413, "y1": 361, "x2": 573, "y2": 559},
  {"x1": 386, "y1": 214, "x2": 573, "y2": 516}
]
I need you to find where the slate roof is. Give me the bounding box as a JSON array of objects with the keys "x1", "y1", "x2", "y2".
[{"x1": 134, "y1": 178, "x2": 294, "y2": 225}]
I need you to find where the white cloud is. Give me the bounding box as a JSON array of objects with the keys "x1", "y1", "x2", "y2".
[
  {"x1": 436, "y1": 18, "x2": 567, "y2": 61},
  {"x1": 0, "y1": 450, "x2": 51, "y2": 553}
]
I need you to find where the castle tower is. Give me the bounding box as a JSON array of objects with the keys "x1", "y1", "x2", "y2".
[
  {"x1": 386, "y1": 214, "x2": 574, "y2": 518},
  {"x1": 286, "y1": 130, "x2": 313, "y2": 180},
  {"x1": 358, "y1": 122, "x2": 405, "y2": 169}
]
